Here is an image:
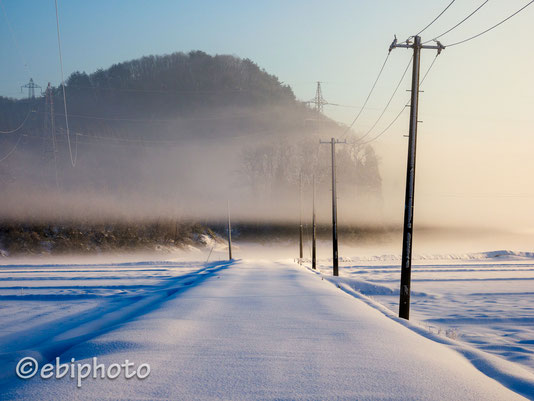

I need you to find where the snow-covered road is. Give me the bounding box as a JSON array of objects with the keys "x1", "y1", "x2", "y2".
[{"x1": 2, "y1": 258, "x2": 531, "y2": 400}]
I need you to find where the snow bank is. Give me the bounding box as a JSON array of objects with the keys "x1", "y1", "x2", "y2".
[{"x1": 305, "y1": 264, "x2": 534, "y2": 400}]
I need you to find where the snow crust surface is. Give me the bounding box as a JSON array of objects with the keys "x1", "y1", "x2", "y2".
[
  {"x1": 312, "y1": 251, "x2": 534, "y2": 376},
  {"x1": 1, "y1": 256, "x2": 531, "y2": 400}
]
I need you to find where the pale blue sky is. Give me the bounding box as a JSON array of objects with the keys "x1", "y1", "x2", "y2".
[
  {"x1": 0, "y1": 1, "x2": 532, "y2": 130},
  {"x1": 1, "y1": 0, "x2": 534, "y2": 228}
]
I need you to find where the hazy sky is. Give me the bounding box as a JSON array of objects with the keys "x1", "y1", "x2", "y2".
[{"x1": 1, "y1": 0, "x2": 534, "y2": 232}]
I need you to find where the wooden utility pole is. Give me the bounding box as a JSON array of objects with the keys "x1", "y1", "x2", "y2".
[
  {"x1": 227, "y1": 200, "x2": 232, "y2": 261},
  {"x1": 299, "y1": 173, "x2": 303, "y2": 262},
  {"x1": 312, "y1": 175, "x2": 317, "y2": 270},
  {"x1": 320, "y1": 138, "x2": 346, "y2": 276},
  {"x1": 389, "y1": 35, "x2": 444, "y2": 319}
]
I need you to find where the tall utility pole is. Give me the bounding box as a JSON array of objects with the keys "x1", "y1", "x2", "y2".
[
  {"x1": 43, "y1": 83, "x2": 60, "y2": 190},
  {"x1": 389, "y1": 35, "x2": 444, "y2": 320},
  {"x1": 320, "y1": 138, "x2": 346, "y2": 276},
  {"x1": 227, "y1": 200, "x2": 232, "y2": 261},
  {"x1": 299, "y1": 173, "x2": 303, "y2": 262},
  {"x1": 312, "y1": 175, "x2": 317, "y2": 270}
]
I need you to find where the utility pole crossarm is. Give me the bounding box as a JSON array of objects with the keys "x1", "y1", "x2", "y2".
[
  {"x1": 319, "y1": 139, "x2": 347, "y2": 145},
  {"x1": 390, "y1": 36, "x2": 445, "y2": 54}
]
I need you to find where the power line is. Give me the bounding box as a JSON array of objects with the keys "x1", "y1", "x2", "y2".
[
  {"x1": 35, "y1": 109, "x2": 277, "y2": 123},
  {"x1": 423, "y1": 0, "x2": 490, "y2": 44},
  {"x1": 22, "y1": 132, "x2": 178, "y2": 148},
  {"x1": 354, "y1": 55, "x2": 413, "y2": 143},
  {"x1": 0, "y1": 105, "x2": 42, "y2": 165},
  {"x1": 421, "y1": 54, "x2": 440, "y2": 85},
  {"x1": 73, "y1": 131, "x2": 185, "y2": 145},
  {"x1": 357, "y1": 105, "x2": 406, "y2": 146},
  {"x1": 76, "y1": 127, "x2": 275, "y2": 143},
  {"x1": 446, "y1": 0, "x2": 534, "y2": 47},
  {"x1": 0, "y1": 132, "x2": 24, "y2": 162},
  {"x1": 20, "y1": 125, "x2": 278, "y2": 148},
  {"x1": 0, "y1": 109, "x2": 34, "y2": 134},
  {"x1": 54, "y1": 0, "x2": 77, "y2": 167},
  {"x1": 357, "y1": 54, "x2": 440, "y2": 146},
  {"x1": 321, "y1": 102, "x2": 360, "y2": 109},
  {"x1": 341, "y1": 52, "x2": 391, "y2": 138},
  {"x1": 413, "y1": 0, "x2": 457, "y2": 38}
]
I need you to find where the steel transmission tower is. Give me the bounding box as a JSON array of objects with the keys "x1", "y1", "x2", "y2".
[
  {"x1": 305, "y1": 81, "x2": 349, "y2": 116},
  {"x1": 306, "y1": 81, "x2": 334, "y2": 114},
  {"x1": 313, "y1": 81, "x2": 327, "y2": 113},
  {"x1": 21, "y1": 78, "x2": 42, "y2": 99}
]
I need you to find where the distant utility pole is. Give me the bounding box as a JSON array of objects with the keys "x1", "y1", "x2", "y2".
[
  {"x1": 389, "y1": 35, "x2": 444, "y2": 320},
  {"x1": 21, "y1": 78, "x2": 41, "y2": 99},
  {"x1": 227, "y1": 200, "x2": 232, "y2": 261},
  {"x1": 312, "y1": 175, "x2": 317, "y2": 270},
  {"x1": 299, "y1": 173, "x2": 303, "y2": 263},
  {"x1": 320, "y1": 138, "x2": 346, "y2": 276},
  {"x1": 43, "y1": 82, "x2": 60, "y2": 190}
]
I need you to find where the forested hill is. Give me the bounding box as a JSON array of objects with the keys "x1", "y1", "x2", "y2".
[
  {"x1": 0, "y1": 51, "x2": 382, "y2": 225},
  {"x1": 0, "y1": 51, "x2": 330, "y2": 140}
]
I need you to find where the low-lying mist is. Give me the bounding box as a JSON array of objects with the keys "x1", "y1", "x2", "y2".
[
  {"x1": 0, "y1": 126, "x2": 383, "y2": 225},
  {"x1": 1, "y1": 51, "x2": 532, "y2": 255}
]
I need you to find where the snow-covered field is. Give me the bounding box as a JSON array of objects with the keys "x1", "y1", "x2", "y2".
[
  {"x1": 312, "y1": 250, "x2": 534, "y2": 374},
  {"x1": 0, "y1": 256, "x2": 232, "y2": 380},
  {"x1": 1, "y1": 246, "x2": 534, "y2": 399}
]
